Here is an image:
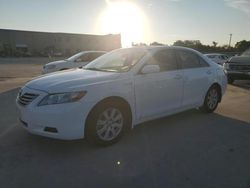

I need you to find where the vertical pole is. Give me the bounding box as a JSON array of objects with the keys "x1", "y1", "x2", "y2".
[{"x1": 229, "y1": 34, "x2": 232, "y2": 48}]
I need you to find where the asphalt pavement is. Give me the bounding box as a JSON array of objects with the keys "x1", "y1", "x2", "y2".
[{"x1": 0, "y1": 83, "x2": 250, "y2": 188}]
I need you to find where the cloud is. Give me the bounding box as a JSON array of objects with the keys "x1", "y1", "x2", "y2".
[{"x1": 224, "y1": 0, "x2": 250, "y2": 16}]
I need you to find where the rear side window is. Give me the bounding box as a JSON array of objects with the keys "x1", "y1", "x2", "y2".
[
  {"x1": 177, "y1": 50, "x2": 204, "y2": 69},
  {"x1": 147, "y1": 49, "x2": 178, "y2": 72}
]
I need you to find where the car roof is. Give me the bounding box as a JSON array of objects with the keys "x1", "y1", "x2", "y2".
[{"x1": 80, "y1": 51, "x2": 106, "y2": 54}]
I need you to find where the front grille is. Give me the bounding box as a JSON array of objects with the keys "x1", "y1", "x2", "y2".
[
  {"x1": 229, "y1": 64, "x2": 250, "y2": 71},
  {"x1": 18, "y1": 93, "x2": 39, "y2": 106}
]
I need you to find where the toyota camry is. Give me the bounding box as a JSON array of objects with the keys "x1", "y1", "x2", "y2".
[{"x1": 16, "y1": 46, "x2": 227, "y2": 145}]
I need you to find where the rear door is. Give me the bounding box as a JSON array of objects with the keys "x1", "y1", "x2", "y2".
[{"x1": 176, "y1": 49, "x2": 211, "y2": 107}]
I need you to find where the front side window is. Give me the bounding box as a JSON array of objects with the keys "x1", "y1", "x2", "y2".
[
  {"x1": 66, "y1": 52, "x2": 84, "y2": 61},
  {"x1": 78, "y1": 54, "x2": 90, "y2": 62},
  {"x1": 85, "y1": 48, "x2": 146, "y2": 72},
  {"x1": 88, "y1": 52, "x2": 105, "y2": 61},
  {"x1": 147, "y1": 49, "x2": 178, "y2": 72},
  {"x1": 177, "y1": 50, "x2": 201, "y2": 69}
]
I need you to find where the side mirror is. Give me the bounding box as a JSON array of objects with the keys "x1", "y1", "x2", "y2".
[{"x1": 141, "y1": 64, "x2": 160, "y2": 74}]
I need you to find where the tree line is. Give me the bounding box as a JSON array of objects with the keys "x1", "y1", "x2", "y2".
[{"x1": 132, "y1": 40, "x2": 250, "y2": 54}]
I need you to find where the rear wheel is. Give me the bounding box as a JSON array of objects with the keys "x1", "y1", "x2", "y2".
[
  {"x1": 85, "y1": 101, "x2": 130, "y2": 146},
  {"x1": 199, "y1": 86, "x2": 220, "y2": 113}
]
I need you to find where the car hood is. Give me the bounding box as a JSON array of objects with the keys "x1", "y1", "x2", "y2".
[
  {"x1": 229, "y1": 56, "x2": 250, "y2": 64},
  {"x1": 26, "y1": 69, "x2": 120, "y2": 93}
]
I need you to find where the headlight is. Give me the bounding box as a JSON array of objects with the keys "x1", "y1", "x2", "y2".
[
  {"x1": 45, "y1": 64, "x2": 56, "y2": 70},
  {"x1": 38, "y1": 91, "x2": 86, "y2": 106}
]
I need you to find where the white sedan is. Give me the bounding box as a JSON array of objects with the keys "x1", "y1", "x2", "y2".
[
  {"x1": 204, "y1": 53, "x2": 229, "y2": 65},
  {"x1": 42, "y1": 51, "x2": 106, "y2": 74},
  {"x1": 17, "y1": 47, "x2": 227, "y2": 145}
]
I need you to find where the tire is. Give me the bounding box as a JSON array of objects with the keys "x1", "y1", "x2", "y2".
[
  {"x1": 227, "y1": 77, "x2": 234, "y2": 84},
  {"x1": 85, "y1": 100, "x2": 130, "y2": 146},
  {"x1": 199, "y1": 85, "x2": 220, "y2": 113}
]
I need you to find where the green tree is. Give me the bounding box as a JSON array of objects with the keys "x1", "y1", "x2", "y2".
[
  {"x1": 212, "y1": 41, "x2": 218, "y2": 47},
  {"x1": 235, "y1": 40, "x2": 250, "y2": 52},
  {"x1": 150, "y1": 41, "x2": 164, "y2": 46}
]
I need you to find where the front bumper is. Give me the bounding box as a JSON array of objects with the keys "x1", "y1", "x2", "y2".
[{"x1": 16, "y1": 86, "x2": 94, "y2": 140}]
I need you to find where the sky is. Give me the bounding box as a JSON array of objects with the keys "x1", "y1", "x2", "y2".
[{"x1": 0, "y1": 0, "x2": 250, "y2": 47}]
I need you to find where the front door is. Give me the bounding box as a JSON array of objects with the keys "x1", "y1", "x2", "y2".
[{"x1": 134, "y1": 49, "x2": 183, "y2": 119}]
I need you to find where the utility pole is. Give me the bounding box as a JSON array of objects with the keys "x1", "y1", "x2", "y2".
[{"x1": 228, "y1": 34, "x2": 232, "y2": 48}]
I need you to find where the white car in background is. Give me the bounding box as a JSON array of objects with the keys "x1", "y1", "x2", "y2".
[
  {"x1": 17, "y1": 46, "x2": 227, "y2": 145},
  {"x1": 42, "y1": 51, "x2": 106, "y2": 74},
  {"x1": 204, "y1": 53, "x2": 229, "y2": 65}
]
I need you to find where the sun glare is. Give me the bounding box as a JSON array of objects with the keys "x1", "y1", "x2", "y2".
[{"x1": 97, "y1": 1, "x2": 149, "y2": 47}]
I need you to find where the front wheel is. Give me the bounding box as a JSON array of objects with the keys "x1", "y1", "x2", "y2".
[
  {"x1": 85, "y1": 101, "x2": 130, "y2": 146},
  {"x1": 199, "y1": 86, "x2": 220, "y2": 113}
]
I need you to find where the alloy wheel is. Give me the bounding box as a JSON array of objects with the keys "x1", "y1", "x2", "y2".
[
  {"x1": 207, "y1": 88, "x2": 218, "y2": 110},
  {"x1": 96, "y1": 108, "x2": 124, "y2": 141}
]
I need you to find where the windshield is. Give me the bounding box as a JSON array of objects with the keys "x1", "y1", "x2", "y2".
[
  {"x1": 66, "y1": 52, "x2": 84, "y2": 61},
  {"x1": 84, "y1": 48, "x2": 147, "y2": 72}
]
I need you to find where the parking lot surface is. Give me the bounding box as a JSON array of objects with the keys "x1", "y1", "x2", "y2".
[{"x1": 0, "y1": 58, "x2": 250, "y2": 188}]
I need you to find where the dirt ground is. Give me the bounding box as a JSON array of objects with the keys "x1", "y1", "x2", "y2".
[{"x1": 0, "y1": 57, "x2": 62, "y2": 92}]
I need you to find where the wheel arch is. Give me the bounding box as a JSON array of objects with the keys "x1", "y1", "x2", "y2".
[
  {"x1": 208, "y1": 82, "x2": 222, "y2": 102},
  {"x1": 84, "y1": 96, "x2": 133, "y2": 135}
]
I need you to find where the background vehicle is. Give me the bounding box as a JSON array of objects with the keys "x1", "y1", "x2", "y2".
[
  {"x1": 17, "y1": 47, "x2": 227, "y2": 145},
  {"x1": 42, "y1": 51, "x2": 106, "y2": 74},
  {"x1": 223, "y1": 56, "x2": 250, "y2": 84},
  {"x1": 205, "y1": 53, "x2": 229, "y2": 65}
]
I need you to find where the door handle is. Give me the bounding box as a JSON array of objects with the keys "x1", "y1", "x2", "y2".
[{"x1": 174, "y1": 74, "x2": 182, "y2": 79}]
